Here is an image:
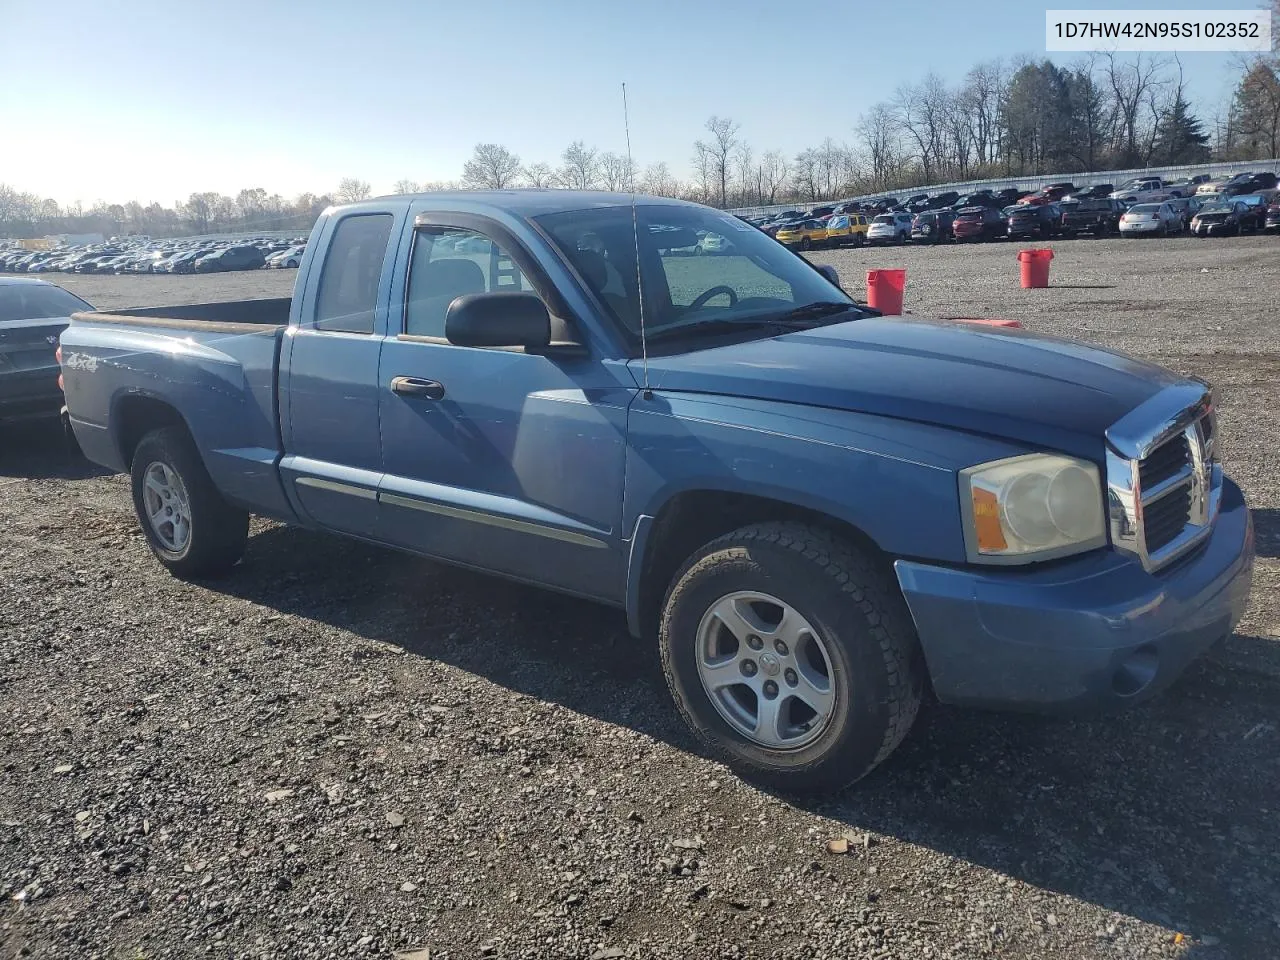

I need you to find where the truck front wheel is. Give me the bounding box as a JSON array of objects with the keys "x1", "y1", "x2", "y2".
[
  {"x1": 130, "y1": 426, "x2": 248, "y2": 579},
  {"x1": 659, "y1": 522, "x2": 923, "y2": 792}
]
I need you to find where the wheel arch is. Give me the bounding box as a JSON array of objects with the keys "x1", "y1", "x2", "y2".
[
  {"x1": 626, "y1": 487, "x2": 892, "y2": 640},
  {"x1": 113, "y1": 393, "x2": 194, "y2": 470}
]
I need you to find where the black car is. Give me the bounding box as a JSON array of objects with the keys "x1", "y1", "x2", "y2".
[
  {"x1": 193, "y1": 246, "x2": 267, "y2": 273},
  {"x1": 1223, "y1": 173, "x2": 1279, "y2": 196},
  {"x1": 952, "y1": 191, "x2": 1000, "y2": 210},
  {"x1": 1265, "y1": 200, "x2": 1280, "y2": 232},
  {"x1": 809, "y1": 205, "x2": 835, "y2": 219},
  {"x1": 1190, "y1": 200, "x2": 1261, "y2": 236},
  {"x1": 911, "y1": 209, "x2": 955, "y2": 243},
  {"x1": 1069, "y1": 184, "x2": 1114, "y2": 200},
  {"x1": 1058, "y1": 198, "x2": 1125, "y2": 237},
  {"x1": 952, "y1": 206, "x2": 1007, "y2": 241},
  {"x1": 993, "y1": 188, "x2": 1025, "y2": 206},
  {"x1": 1006, "y1": 203, "x2": 1060, "y2": 239},
  {"x1": 924, "y1": 191, "x2": 960, "y2": 210},
  {"x1": 0, "y1": 279, "x2": 94, "y2": 424}
]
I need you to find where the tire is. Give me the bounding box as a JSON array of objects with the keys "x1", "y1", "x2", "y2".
[
  {"x1": 659, "y1": 522, "x2": 923, "y2": 792},
  {"x1": 800, "y1": 237, "x2": 811, "y2": 251},
  {"x1": 130, "y1": 426, "x2": 248, "y2": 578}
]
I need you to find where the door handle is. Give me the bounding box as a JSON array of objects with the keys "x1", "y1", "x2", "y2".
[{"x1": 390, "y1": 376, "x2": 445, "y2": 400}]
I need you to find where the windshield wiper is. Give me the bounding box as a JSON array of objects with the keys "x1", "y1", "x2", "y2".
[
  {"x1": 646, "y1": 302, "x2": 860, "y2": 344},
  {"x1": 768, "y1": 301, "x2": 861, "y2": 323}
]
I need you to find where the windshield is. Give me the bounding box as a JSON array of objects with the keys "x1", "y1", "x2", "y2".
[
  {"x1": 0, "y1": 283, "x2": 92, "y2": 322},
  {"x1": 535, "y1": 203, "x2": 854, "y2": 345},
  {"x1": 1199, "y1": 203, "x2": 1234, "y2": 214},
  {"x1": 872, "y1": 215, "x2": 894, "y2": 224}
]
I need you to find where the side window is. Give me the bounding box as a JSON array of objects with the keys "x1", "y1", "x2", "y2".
[
  {"x1": 314, "y1": 213, "x2": 394, "y2": 334},
  {"x1": 404, "y1": 227, "x2": 535, "y2": 339}
]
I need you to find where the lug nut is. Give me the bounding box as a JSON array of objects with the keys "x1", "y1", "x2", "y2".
[
  {"x1": 784, "y1": 668, "x2": 798, "y2": 687},
  {"x1": 746, "y1": 634, "x2": 763, "y2": 651},
  {"x1": 762, "y1": 680, "x2": 778, "y2": 699},
  {"x1": 741, "y1": 660, "x2": 758, "y2": 677},
  {"x1": 774, "y1": 639, "x2": 789, "y2": 656}
]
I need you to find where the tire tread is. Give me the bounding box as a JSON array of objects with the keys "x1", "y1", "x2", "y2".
[{"x1": 659, "y1": 521, "x2": 922, "y2": 790}]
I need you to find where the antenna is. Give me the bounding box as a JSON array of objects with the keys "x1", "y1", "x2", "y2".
[{"x1": 622, "y1": 82, "x2": 651, "y2": 398}]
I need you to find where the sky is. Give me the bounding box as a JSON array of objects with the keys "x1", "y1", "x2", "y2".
[{"x1": 0, "y1": 0, "x2": 1263, "y2": 208}]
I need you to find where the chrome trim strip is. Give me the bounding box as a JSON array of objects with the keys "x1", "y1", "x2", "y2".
[
  {"x1": 378, "y1": 492, "x2": 608, "y2": 549},
  {"x1": 1106, "y1": 381, "x2": 1212, "y2": 460},
  {"x1": 295, "y1": 476, "x2": 377, "y2": 500},
  {"x1": 1140, "y1": 464, "x2": 1193, "y2": 505}
]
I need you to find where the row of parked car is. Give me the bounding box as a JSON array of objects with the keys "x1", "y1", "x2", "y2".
[
  {"x1": 0, "y1": 236, "x2": 309, "y2": 276},
  {"x1": 747, "y1": 170, "x2": 1280, "y2": 248}
]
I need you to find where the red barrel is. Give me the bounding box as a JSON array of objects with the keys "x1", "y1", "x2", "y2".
[
  {"x1": 866, "y1": 269, "x2": 906, "y2": 315},
  {"x1": 1016, "y1": 249, "x2": 1053, "y2": 288}
]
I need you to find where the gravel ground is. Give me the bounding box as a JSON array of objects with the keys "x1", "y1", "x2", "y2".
[{"x1": 3, "y1": 235, "x2": 1279, "y2": 959}]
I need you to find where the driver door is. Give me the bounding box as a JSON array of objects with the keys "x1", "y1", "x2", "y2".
[{"x1": 374, "y1": 216, "x2": 633, "y2": 602}]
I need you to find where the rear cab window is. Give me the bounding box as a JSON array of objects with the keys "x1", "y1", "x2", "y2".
[{"x1": 313, "y1": 214, "x2": 395, "y2": 334}]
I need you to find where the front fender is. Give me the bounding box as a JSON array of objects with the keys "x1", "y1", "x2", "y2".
[{"x1": 623, "y1": 392, "x2": 1035, "y2": 563}]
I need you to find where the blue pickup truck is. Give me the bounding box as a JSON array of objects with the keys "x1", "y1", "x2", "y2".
[{"x1": 60, "y1": 191, "x2": 1254, "y2": 791}]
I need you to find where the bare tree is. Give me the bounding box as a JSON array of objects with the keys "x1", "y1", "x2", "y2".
[
  {"x1": 759, "y1": 150, "x2": 789, "y2": 203},
  {"x1": 1104, "y1": 52, "x2": 1169, "y2": 165},
  {"x1": 694, "y1": 116, "x2": 740, "y2": 207},
  {"x1": 336, "y1": 178, "x2": 372, "y2": 203},
  {"x1": 392, "y1": 179, "x2": 420, "y2": 194},
  {"x1": 733, "y1": 142, "x2": 755, "y2": 206},
  {"x1": 522, "y1": 162, "x2": 554, "y2": 188},
  {"x1": 640, "y1": 161, "x2": 680, "y2": 197},
  {"x1": 857, "y1": 104, "x2": 902, "y2": 188},
  {"x1": 891, "y1": 76, "x2": 950, "y2": 181},
  {"x1": 0, "y1": 184, "x2": 19, "y2": 223},
  {"x1": 462, "y1": 144, "x2": 523, "y2": 189},
  {"x1": 557, "y1": 141, "x2": 600, "y2": 189},
  {"x1": 598, "y1": 152, "x2": 635, "y2": 191},
  {"x1": 792, "y1": 148, "x2": 819, "y2": 201},
  {"x1": 690, "y1": 141, "x2": 716, "y2": 202}
]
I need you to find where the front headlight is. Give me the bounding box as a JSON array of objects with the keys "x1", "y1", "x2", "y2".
[{"x1": 960, "y1": 454, "x2": 1106, "y2": 564}]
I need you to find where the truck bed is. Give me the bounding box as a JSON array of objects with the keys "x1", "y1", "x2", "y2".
[
  {"x1": 61, "y1": 299, "x2": 293, "y2": 520},
  {"x1": 71, "y1": 297, "x2": 291, "y2": 333}
]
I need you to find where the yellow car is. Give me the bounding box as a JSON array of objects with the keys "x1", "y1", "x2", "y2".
[
  {"x1": 824, "y1": 213, "x2": 869, "y2": 247},
  {"x1": 775, "y1": 219, "x2": 829, "y2": 250}
]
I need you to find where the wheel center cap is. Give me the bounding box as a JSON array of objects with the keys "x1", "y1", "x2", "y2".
[{"x1": 758, "y1": 653, "x2": 781, "y2": 677}]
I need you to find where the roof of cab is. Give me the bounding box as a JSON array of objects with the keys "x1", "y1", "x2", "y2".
[{"x1": 343, "y1": 189, "x2": 703, "y2": 218}]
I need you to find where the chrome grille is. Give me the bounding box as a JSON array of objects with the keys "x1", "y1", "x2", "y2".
[
  {"x1": 1143, "y1": 483, "x2": 1192, "y2": 553},
  {"x1": 1105, "y1": 384, "x2": 1221, "y2": 572},
  {"x1": 1139, "y1": 433, "x2": 1190, "y2": 490}
]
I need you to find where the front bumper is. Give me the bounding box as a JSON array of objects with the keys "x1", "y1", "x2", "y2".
[{"x1": 894, "y1": 477, "x2": 1254, "y2": 712}]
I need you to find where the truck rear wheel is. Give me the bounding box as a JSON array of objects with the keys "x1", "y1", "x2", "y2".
[
  {"x1": 659, "y1": 522, "x2": 923, "y2": 792},
  {"x1": 130, "y1": 426, "x2": 248, "y2": 579}
]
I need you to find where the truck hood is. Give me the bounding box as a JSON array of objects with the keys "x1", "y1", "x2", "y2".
[{"x1": 634, "y1": 317, "x2": 1187, "y2": 454}]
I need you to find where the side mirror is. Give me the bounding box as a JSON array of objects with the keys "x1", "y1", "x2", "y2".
[
  {"x1": 445, "y1": 292, "x2": 551, "y2": 349},
  {"x1": 815, "y1": 264, "x2": 840, "y2": 288}
]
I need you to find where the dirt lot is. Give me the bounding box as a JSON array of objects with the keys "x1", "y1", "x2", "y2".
[{"x1": 2, "y1": 235, "x2": 1279, "y2": 959}]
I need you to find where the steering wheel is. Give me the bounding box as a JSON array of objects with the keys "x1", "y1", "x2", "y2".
[{"x1": 687, "y1": 285, "x2": 739, "y2": 311}]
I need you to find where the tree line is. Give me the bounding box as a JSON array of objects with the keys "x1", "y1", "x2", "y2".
[
  {"x1": 429, "y1": 52, "x2": 1279, "y2": 208},
  {"x1": 3, "y1": 47, "x2": 1279, "y2": 240}
]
